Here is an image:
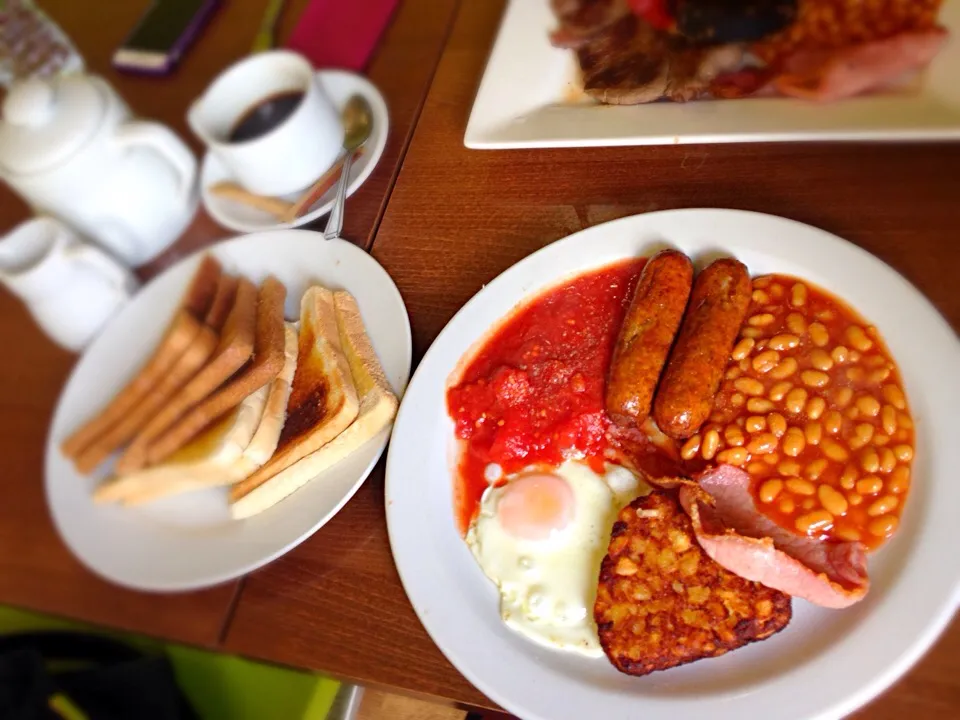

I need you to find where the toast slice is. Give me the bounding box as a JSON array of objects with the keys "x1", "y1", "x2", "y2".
[
  {"x1": 62, "y1": 256, "x2": 222, "y2": 461},
  {"x1": 230, "y1": 291, "x2": 396, "y2": 519},
  {"x1": 204, "y1": 272, "x2": 239, "y2": 331},
  {"x1": 228, "y1": 286, "x2": 359, "y2": 509},
  {"x1": 115, "y1": 277, "x2": 258, "y2": 474},
  {"x1": 144, "y1": 276, "x2": 288, "y2": 466},
  {"x1": 94, "y1": 380, "x2": 271, "y2": 505}
]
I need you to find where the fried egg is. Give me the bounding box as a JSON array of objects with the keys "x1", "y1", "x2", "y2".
[{"x1": 466, "y1": 460, "x2": 648, "y2": 656}]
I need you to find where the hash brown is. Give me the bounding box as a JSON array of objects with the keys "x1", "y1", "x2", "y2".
[{"x1": 594, "y1": 490, "x2": 791, "y2": 676}]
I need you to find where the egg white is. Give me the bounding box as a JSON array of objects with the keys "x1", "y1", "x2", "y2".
[{"x1": 466, "y1": 460, "x2": 649, "y2": 656}]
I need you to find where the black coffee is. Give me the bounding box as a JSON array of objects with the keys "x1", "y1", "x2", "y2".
[{"x1": 228, "y1": 91, "x2": 304, "y2": 143}]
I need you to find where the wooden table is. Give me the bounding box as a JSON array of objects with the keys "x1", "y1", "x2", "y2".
[
  {"x1": 0, "y1": 0, "x2": 458, "y2": 648},
  {"x1": 224, "y1": 0, "x2": 960, "y2": 717},
  {"x1": 2, "y1": 0, "x2": 958, "y2": 717}
]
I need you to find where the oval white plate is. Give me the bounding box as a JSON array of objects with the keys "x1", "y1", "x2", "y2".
[
  {"x1": 200, "y1": 70, "x2": 390, "y2": 233},
  {"x1": 385, "y1": 210, "x2": 960, "y2": 720},
  {"x1": 47, "y1": 231, "x2": 411, "y2": 592}
]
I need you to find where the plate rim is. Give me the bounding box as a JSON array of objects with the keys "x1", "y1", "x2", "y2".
[
  {"x1": 385, "y1": 208, "x2": 960, "y2": 719},
  {"x1": 45, "y1": 230, "x2": 412, "y2": 592}
]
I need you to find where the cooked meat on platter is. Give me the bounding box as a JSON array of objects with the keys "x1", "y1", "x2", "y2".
[
  {"x1": 447, "y1": 248, "x2": 915, "y2": 677},
  {"x1": 550, "y1": 0, "x2": 949, "y2": 103}
]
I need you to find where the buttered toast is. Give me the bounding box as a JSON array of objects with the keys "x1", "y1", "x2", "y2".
[{"x1": 230, "y1": 290, "x2": 396, "y2": 518}]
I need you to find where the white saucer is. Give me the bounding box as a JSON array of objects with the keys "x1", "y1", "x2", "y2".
[{"x1": 200, "y1": 70, "x2": 390, "y2": 234}]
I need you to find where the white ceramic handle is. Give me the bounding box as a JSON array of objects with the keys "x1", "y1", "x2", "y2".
[
  {"x1": 114, "y1": 121, "x2": 197, "y2": 201},
  {"x1": 67, "y1": 242, "x2": 136, "y2": 295}
]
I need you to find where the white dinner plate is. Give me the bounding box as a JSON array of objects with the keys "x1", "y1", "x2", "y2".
[
  {"x1": 465, "y1": 0, "x2": 960, "y2": 148},
  {"x1": 47, "y1": 231, "x2": 411, "y2": 592},
  {"x1": 201, "y1": 70, "x2": 390, "y2": 233},
  {"x1": 385, "y1": 209, "x2": 960, "y2": 720}
]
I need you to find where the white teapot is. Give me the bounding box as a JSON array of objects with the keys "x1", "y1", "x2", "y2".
[{"x1": 0, "y1": 74, "x2": 198, "y2": 266}]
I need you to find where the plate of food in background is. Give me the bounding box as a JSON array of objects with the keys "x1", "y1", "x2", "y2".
[
  {"x1": 46, "y1": 231, "x2": 411, "y2": 591},
  {"x1": 385, "y1": 209, "x2": 960, "y2": 720},
  {"x1": 465, "y1": 0, "x2": 960, "y2": 148}
]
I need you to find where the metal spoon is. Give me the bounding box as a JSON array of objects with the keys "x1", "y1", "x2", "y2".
[{"x1": 322, "y1": 94, "x2": 374, "y2": 241}]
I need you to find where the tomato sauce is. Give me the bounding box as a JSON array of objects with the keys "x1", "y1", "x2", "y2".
[{"x1": 447, "y1": 260, "x2": 646, "y2": 533}]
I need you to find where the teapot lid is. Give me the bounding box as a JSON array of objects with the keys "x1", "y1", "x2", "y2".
[{"x1": 0, "y1": 75, "x2": 107, "y2": 176}]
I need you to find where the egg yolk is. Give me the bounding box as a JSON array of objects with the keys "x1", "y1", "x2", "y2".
[{"x1": 496, "y1": 473, "x2": 574, "y2": 540}]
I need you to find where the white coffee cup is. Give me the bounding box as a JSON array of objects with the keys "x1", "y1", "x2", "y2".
[
  {"x1": 0, "y1": 217, "x2": 138, "y2": 351},
  {"x1": 187, "y1": 51, "x2": 344, "y2": 197}
]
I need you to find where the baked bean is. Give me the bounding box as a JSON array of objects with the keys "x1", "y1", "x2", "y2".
[
  {"x1": 753, "y1": 277, "x2": 772, "y2": 289},
  {"x1": 804, "y1": 458, "x2": 828, "y2": 480},
  {"x1": 893, "y1": 444, "x2": 914, "y2": 462},
  {"x1": 809, "y1": 349, "x2": 834, "y2": 371},
  {"x1": 888, "y1": 466, "x2": 910, "y2": 494},
  {"x1": 856, "y1": 396, "x2": 881, "y2": 418},
  {"x1": 786, "y1": 477, "x2": 816, "y2": 496},
  {"x1": 702, "y1": 429, "x2": 720, "y2": 460},
  {"x1": 762, "y1": 452, "x2": 780, "y2": 466},
  {"x1": 747, "y1": 398, "x2": 775, "y2": 413},
  {"x1": 717, "y1": 448, "x2": 748, "y2": 466},
  {"x1": 846, "y1": 325, "x2": 873, "y2": 352},
  {"x1": 831, "y1": 346, "x2": 850, "y2": 364},
  {"x1": 759, "y1": 478, "x2": 783, "y2": 503},
  {"x1": 770, "y1": 284, "x2": 784, "y2": 298},
  {"x1": 786, "y1": 312, "x2": 806, "y2": 335},
  {"x1": 768, "y1": 335, "x2": 800, "y2": 352},
  {"x1": 790, "y1": 283, "x2": 808, "y2": 307},
  {"x1": 882, "y1": 384, "x2": 906, "y2": 410},
  {"x1": 833, "y1": 526, "x2": 861, "y2": 542},
  {"x1": 783, "y1": 427, "x2": 806, "y2": 457},
  {"x1": 745, "y1": 415, "x2": 767, "y2": 433},
  {"x1": 865, "y1": 354, "x2": 886, "y2": 367},
  {"x1": 752, "y1": 350, "x2": 780, "y2": 373},
  {"x1": 869, "y1": 367, "x2": 891, "y2": 384},
  {"x1": 778, "y1": 459, "x2": 801, "y2": 476},
  {"x1": 749, "y1": 313, "x2": 775, "y2": 327},
  {"x1": 767, "y1": 413, "x2": 787, "y2": 437},
  {"x1": 731, "y1": 337, "x2": 755, "y2": 361},
  {"x1": 805, "y1": 396, "x2": 826, "y2": 420},
  {"x1": 752, "y1": 289, "x2": 770, "y2": 304},
  {"x1": 747, "y1": 433, "x2": 779, "y2": 455},
  {"x1": 849, "y1": 350, "x2": 861, "y2": 362},
  {"x1": 724, "y1": 425, "x2": 745, "y2": 447},
  {"x1": 856, "y1": 476, "x2": 882, "y2": 495},
  {"x1": 832, "y1": 387, "x2": 853, "y2": 408},
  {"x1": 779, "y1": 497, "x2": 795, "y2": 514},
  {"x1": 739, "y1": 358, "x2": 750, "y2": 371},
  {"x1": 784, "y1": 387, "x2": 808, "y2": 415},
  {"x1": 867, "y1": 495, "x2": 899, "y2": 517},
  {"x1": 860, "y1": 448, "x2": 880, "y2": 474},
  {"x1": 821, "y1": 440, "x2": 849, "y2": 462},
  {"x1": 845, "y1": 367, "x2": 865, "y2": 384},
  {"x1": 725, "y1": 366, "x2": 742, "y2": 380},
  {"x1": 879, "y1": 448, "x2": 896, "y2": 474},
  {"x1": 808, "y1": 322, "x2": 829, "y2": 347},
  {"x1": 819, "y1": 485, "x2": 848, "y2": 516},
  {"x1": 881, "y1": 405, "x2": 897, "y2": 435},
  {"x1": 747, "y1": 461, "x2": 770, "y2": 476},
  {"x1": 868, "y1": 515, "x2": 898, "y2": 538},
  {"x1": 816, "y1": 309, "x2": 835, "y2": 322},
  {"x1": 848, "y1": 492, "x2": 863, "y2": 507},
  {"x1": 844, "y1": 405, "x2": 860, "y2": 421},
  {"x1": 734, "y1": 377, "x2": 765, "y2": 396},
  {"x1": 769, "y1": 381, "x2": 793, "y2": 402},
  {"x1": 823, "y1": 411, "x2": 843, "y2": 435},
  {"x1": 796, "y1": 510, "x2": 834, "y2": 534},
  {"x1": 731, "y1": 392, "x2": 745, "y2": 407},
  {"x1": 801, "y1": 498, "x2": 816, "y2": 511},
  {"x1": 854, "y1": 423, "x2": 875, "y2": 445},
  {"x1": 769, "y1": 357, "x2": 798, "y2": 379},
  {"x1": 840, "y1": 465, "x2": 858, "y2": 489},
  {"x1": 897, "y1": 412, "x2": 913, "y2": 430},
  {"x1": 804, "y1": 422, "x2": 822, "y2": 446},
  {"x1": 680, "y1": 435, "x2": 702, "y2": 460},
  {"x1": 801, "y1": 370, "x2": 830, "y2": 388},
  {"x1": 873, "y1": 433, "x2": 890, "y2": 447},
  {"x1": 741, "y1": 327, "x2": 764, "y2": 339}
]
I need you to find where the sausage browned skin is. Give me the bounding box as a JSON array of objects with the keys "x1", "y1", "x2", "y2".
[
  {"x1": 605, "y1": 249, "x2": 693, "y2": 428},
  {"x1": 653, "y1": 258, "x2": 751, "y2": 439}
]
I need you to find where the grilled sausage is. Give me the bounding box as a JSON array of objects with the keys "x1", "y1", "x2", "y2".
[
  {"x1": 606, "y1": 249, "x2": 693, "y2": 428},
  {"x1": 653, "y1": 257, "x2": 751, "y2": 439}
]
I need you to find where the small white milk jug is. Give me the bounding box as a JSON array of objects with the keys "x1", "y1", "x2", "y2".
[
  {"x1": 0, "y1": 217, "x2": 138, "y2": 351},
  {"x1": 0, "y1": 74, "x2": 198, "y2": 266}
]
